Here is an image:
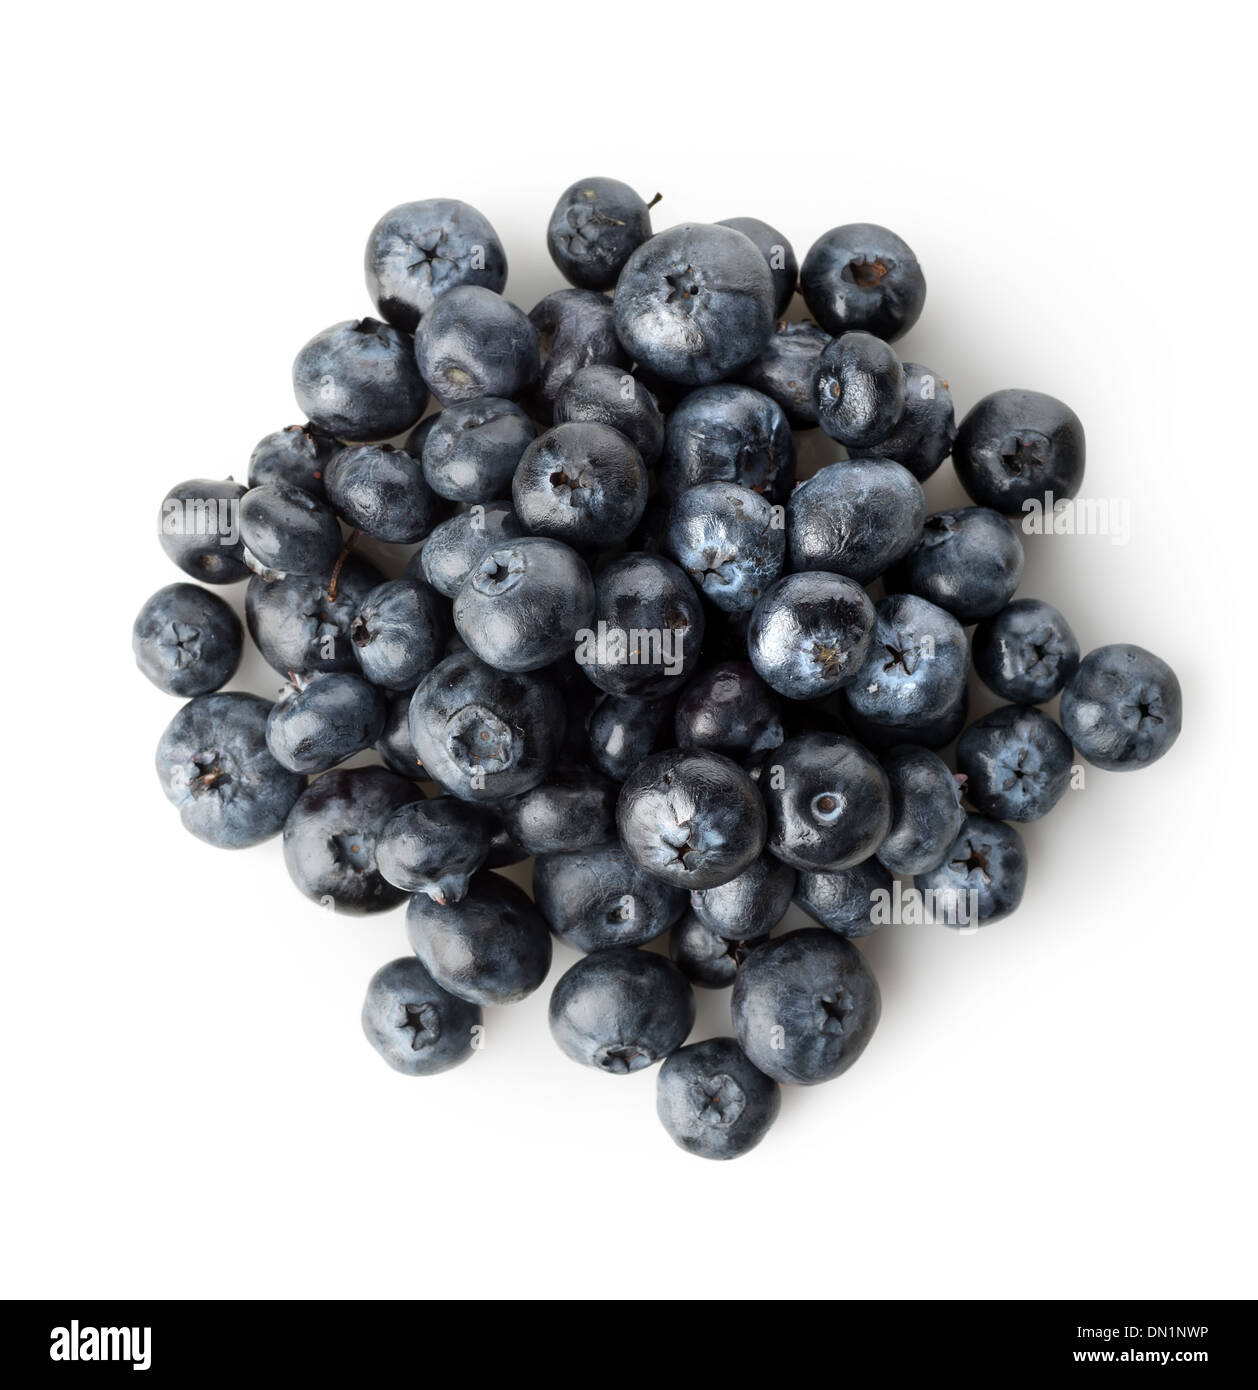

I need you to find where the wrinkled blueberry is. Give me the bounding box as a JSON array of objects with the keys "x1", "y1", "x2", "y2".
[
  {"x1": 747, "y1": 571, "x2": 876, "y2": 700},
  {"x1": 239, "y1": 482, "x2": 342, "y2": 579},
  {"x1": 957, "y1": 704, "x2": 1074, "y2": 820},
  {"x1": 915, "y1": 814, "x2": 1028, "y2": 926},
  {"x1": 498, "y1": 768, "x2": 619, "y2": 856},
  {"x1": 324, "y1": 443, "x2": 438, "y2": 544},
  {"x1": 866, "y1": 362, "x2": 957, "y2": 482},
  {"x1": 690, "y1": 852, "x2": 794, "y2": 942},
  {"x1": 248, "y1": 423, "x2": 339, "y2": 498},
  {"x1": 547, "y1": 177, "x2": 656, "y2": 290},
  {"x1": 245, "y1": 555, "x2": 383, "y2": 677},
  {"x1": 669, "y1": 911, "x2": 759, "y2": 988},
  {"x1": 786, "y1": 458, "x2": 925, "y2": 583},
  {"x1": 512, "y1": 422, "x2": 647, "y2": 548},
  {"x1": 659, "y1": 384, "x2": 795, "y2": 505},
  {"x1": 664, "y1": 481, "x2": 785, "y2": 615},
  {"x1": 529, "y1": 289, "x2": 628, "y2": 408},
  {"x1": 814, "y1": 330, "x2": 905, "y2": 449},
  {"x1": 973, "y1": 598, "x2": 1080, "y2": 704}
]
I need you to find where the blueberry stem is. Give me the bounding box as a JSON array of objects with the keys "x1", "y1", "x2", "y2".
[{"x1": 326, "y1": 529, "x2": 361, "y2": 602}]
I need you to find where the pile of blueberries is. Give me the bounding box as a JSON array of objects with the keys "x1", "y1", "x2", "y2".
[{"x1": 136, "y1": 181, "x2": 1183, "y2": 1160}]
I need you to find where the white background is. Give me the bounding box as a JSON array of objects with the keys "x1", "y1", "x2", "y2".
[{"x1": 3, "y1": 1, "x2": 1254, "y2": 1301}]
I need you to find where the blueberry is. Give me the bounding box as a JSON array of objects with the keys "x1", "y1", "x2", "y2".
[
  {"x1": 664, "y1": 481, "x2": 786, "y2": 615},
  {"x1": 553, "y1": 364, "x2": 664, "y2": 466},
  {"x1": 786, "y1": 458, "x2": 925, "y2": 583},
  {"x1": 973, "y1": 598, "x2": 1080, "y2": 704},
  {"x1": 1060, "y1": 644, "x2": 1183, "y2": 771},
  {"x1": 376, "y1": 689, "x2": 424, "y2": 779},
  {"x1": 133, "y1": 583, "x2": 243, "y2": 696},
  {"x1": 954, "y1": 388, "x2": 1086, "y2": 513},
  {"x1": 248, "y1": 423, "x2": 339, "y2": 498},
  {"x1": 814, "y1": 330, "x2": 905, "y2": 449},
  {"x1": 747, "y1": 572, "x2": 876, "y2": 700},
  {"x1": 414, "y1": 286, "x2": 539, "y2": 406},
  {"x1": 732, "y1": 928, "x2": 881, "y2": 1085},
  {"x1": 795, "y1": 858, "x2": 893, "y2": 939},
  {"x1": 245, "y1": 555, "x2": 383, "y2": 677},
  {"x1": 293, "y1": 318, "x2": 427, "y2": 442},
  {"x1": 800, "y1": 222, "x2": 925, "y2": 340},
  {"x1": 587, "y1": 692, "x2": 676, "y2": 781},
  {"x1": 915, "y1": 814, "x2": 1028, "y2": 926},
  {"x1": 957, "y1": 704, "x2": 1074, "y2": 821},
  {"x1": 658, "y1": 383, "x2": 796, "y2": 509},
  {"x1": 413, "y1": 501, "x2": 523, "y2": 598},
  {"x1": 740, "y1": 320, "x2": 830, "y2": 429},
  {"x1": 876, "y1": 745, "x2": 966, "y2": 875},
  {"x1": 266, "y1": 672, "x2": 387, "y2": 775},
  {"x1": 865, "y1": 363, "x2": 957, "y2": 483},
  {"x1": 350, "y1": 577, "x2": 448, "y2": 691},
  {"x1": 762, "y1": 733, "x2": 892, "y2": 871},
  {"x1": 158, "y1": 477, "x2": 248, "y2": 584},
  {"x1": 282, "y1": 766, "x2": 416, "y2": 912},
  {"x1": 528, "y1": 289, "x2": 629, "y2": 407},
  {"x1": 511, "y1": 422, "x2": 647, "y2": 548},
  {"x1": 452, "y1": 536, "x2": 595, "y2": 672},
  {"x1": 323, "y1": 443, "x2": 439, "y2": 544},
  {"x1": 889, "y1": 507, "x2": 1024, "y2": 624},
  {"x1": 361, "y1": 956, "x2": 481, "y2": 1077},
  {"x1": 548, "y1": 947, "x2": 695, "y2": 1073},
  {"x1": 614, "y1": 222, "x2": 776, "y2": 385},
  {"x1": 498, "y1": 767, "x2": 619, "y2": 856},
  {"x1": 408, "y1": 650, "x2": 563, "y2": 801},
  {"x1": 669, "y1": 911, "x2": 758, "y2": 988},
  {"x1": 617, "y1": 748, "x2": 767, "y2": 890},
  {"x1": 238, "y1": 482, "x2": 343, "y2": 579},
  {"x1": 364, "y1": 198, "x2": 507, "y2": 333},
  {"x1": 547, "y1": 177, "x2": 656, "y2": 289},
  {"x1": 377, "y1": 797, "x2": 492, "y2": 901},
  {"x1": 717, "y1": 217, "x2": 798, "y2": 318},
  {"x1": 690, "y1": 852, "x2": 794, "y2": 941},
  {"x1": 533, "y1": 844, "x2": 687, "y2": 951},
  {"x1": 419, "y1": 396, "x2": 534, "y2": 503},
  {"x1": 155, "y1": 692, "x2": 304, "y2": 849},
  {"x1": 674, "y1": 660, "x2": 783, "y2": 760},
  {"x1": 656, "y1": 1037, "x2": 781, "y2": 1160},
  {"x1": 406, "y1": 874, "x2": 552, "y2": 1006}
]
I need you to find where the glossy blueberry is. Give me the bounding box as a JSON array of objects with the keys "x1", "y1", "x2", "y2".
[
  {"x1": 954, "y1": 388, "x2": 1086, "y2": 513},
  {"x1": 669, "y1": 911, "x2": 759, "y2": 988},
  {"x1": 587, "y1": 692, "x2": 675, "y2": 781},
  {"x1": 889, "y1": 507, "x2": 1024, "y2": 624},
  {"x1": 814, "y1": 330, "x2": 905, "y2": 449},
  {"x1": 690, "y1": 852, "x2": 794, "y2": 942},
  {"x1": 361, "y1": 956, "x2": 481, "y2": 1077},
  {"x1": 413, "y1": 501, "x2": 523, "y2": 598},
  {"x1": 548, "y1": 947, "x2": 695, "y2": 1074},
  {"x1": 956, "y1": 704, "x2": 1073, "y2": 821},
  {"x1": 747, "y1": 571, "x2": 876, "y2": 700},
  {"x1": 617, "y1": 748, "x2": 767, "y2": 890},
  {"x1": 865, "y1": 363, "x2": 957, "y2": 482},
  {"x1": 408, "y1": 650, "x2": 563, "y2": 802},
  {"x1": 377, "y1": 797, "x2": 492, "y2": 901},
  {"x1": 511, "y1": 422, "x2": 647, "y2": 547},
  {"x1": 800, "y1": 222, "x2": 925, "y2": 340},
  {"x1": 553, "y1": 363, "x2": 664, "y2": 465},
  {"x1": 795, "y1": 858, "x2": 893, "y2": 939},
  {"x1": 363, "y1": 198, "x2": 507, "y2": 334},
  {"x1": 1060, "y1": 644, "x2": 1183, "y2": 771},
  {"x1": 418, "y1": 396, "x2": 534, "y2": 503},
  {"x1": 133, "y1": 583, "x2": 243, "y2": 696},
  {"x1": 248, "y1": 423, "x2": 338, "y2": 498},
  {"x1": 877, "y1": 745, "x2": 966, "y2": 875},
  {"x1": 350, "y1": 577, "x2": 448, "y2": 691},
  {"x1": 406, "y1": 874, "x2": 551, "y2": 1006},
  {"x1": 656, "y1": 1037, "x2": 780, "y2": 1160},
  {"x1": 265, "y1": 672, "x2": 387, "y2": 775},
  {"x1": 498, "y1": 768, "x2": 618, "y2": 856},
  {"x1": 376, "y1": 689, "x2": 423, "y2": 779},
  {"x1": 282, "y1": 766, "x2": 416, "y2": 912},
  {"x1": 238, "y1": 483, "x2": 342, "y2": 579},
  {"x1": 973, "y1": 598, "x2": 1080, "y2": 704},
  {"x1": 452, "y1": 536, "x2": 595, "y2": 672},
  {"x1": 155, "y1": 692, "x2": 304, "y2": 849},
  {"x1": 533, "y1": 844, "x2": 687, "y2": 951},
  {"x1": 732, "y1": 928, "x2": 881, "y2": 1085},
  {"x1": 740, "y1": 320, "x2": 829, "y2": 428},
  {"x1": 245, "y1": 555, "x2": 383, "y2": 677},
  {"x1": 158, "y1": 477, "x2": 248, "y2": 584},
  {"x1": 414, "y1": 286, "x2": 539, "y2": 406},
  {"x1": 664, "y1": 481, "x2": 785, "y2": 615},
  {"x1": 548, "y1": 177, "x2": 656, "y2": 290},
  {"x1": 786, "y1": 458, "x2": 925, "y2": 583},
  {"x1": 915, "y1": 814, "x2": 1028, "y2": 926},
  {"x1": 659, "y1": 384, "x2": 795, "y2": 506},
  {"x1": 717, "y1": 217, "x2": 798, "y2": 318},
  {"x1": 323, "y1": 443, "x2": 438, "y2": 544},
  {"x1": 674, "y1": 660, "x2": 783, "y2": 760},
  {"x1": 614, "y1": 222, "x2": 776, "y2": 385},
  {"x1": 528, "y1": 289, "x2": 628, "y2": 408},
  {"x1": 293, "y1": 318, "x2": 427, "y2": 442}
]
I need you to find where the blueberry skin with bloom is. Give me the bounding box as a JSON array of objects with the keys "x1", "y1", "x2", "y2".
[
  {"x1": 133, "y1": 583, "x2": 243, "y2": 696},
  {"x1": 324, "y1": 443, "x2": 438, "y2": 544},
  {"x1": 377, "y1": 797, "x2": 492, "y2": 901},
  {"x1": 669, "y1": 911, "x2": 759, "y2": 988},
  {"x1": 512, "y1": 422, "x2": 647, "y2": 548},
  {"x1": 657, "y1": 1037, "x2": 781, "y2": 1160},
  {"x1": 406, "y1": 874, "x2": 552, "y2": 1006},
  {"x1": 548, "y1": 177, "x2": 655, "y2": 290},
  {"x1": 238, "y1": 482, "x2": 343, "y2": 579},
  {"x1": 376, "y1": 689, "x2": 423, "y2": 780},
  {"x1": 664, "y1": 481, "x2": 785, "y2": 615},
  {"x1": 915, "y1": 814, "x2": 1028, "y2": 926},
  {"x1": 453, "y1": 536, "x2": 595, "y2": 673},
  {"x1": 659, "y1": 384, "x2": 795, "y2": 506},
  {"x1": 414, "y1": 501, "x2": 523, "y2": 598},
  {"x1": 674, "y1": 660, "x2": 783, "y2": 760},
  {"x1": 364, "y1": 198, "x2": 507, "y2": 334},
  {"x1": 814, "y1": 330, "x2": 905, "y2": 449},
  {"x1": 747, "y1": 571, "x2": 876, "y2": 700},
  {"x1": 420, "y1": 396, "x2": 534, "y2": 503},
  {"x1": 554, "y1": 363, "x2": 664, "y2": 465},
  {"x1": 361, "y1": 956, "x2": 481, "y2": 1077},
  {"x1": 740, "y1": 320, "x2": 830, "y2": 428},
  {"x1": 717, "y1": 217, "x2": 798, "y2": 319},
  {"x1": 614, "y1": 222, "x2": 776, "y2": 386},
  {"x1": 158, "y1": 477, "x2": 249, "y2": 584},
  {"x1": 498, "y1": 768, "x2": 619, "y2": 856},
  {"x1": 795, "y1": 858, "x2": 893, "y2": 939},
  {"x1": 156, "y1": 692, "x2": 304, "y2": 849},
  {"x1": 732, "y1": 928, "x2": 881, "y2": 1085},
  {"x1": 954, "y1": 388, "x2": 1086, "y2": 513},
  {"x1": 957, "y1": 704, "x2": 1073, "y2": 821},
  {"x1": 865, "y1": 363, "x2": 957, "y2": 482},
  {"x1": 617, "y1": 748, "x2": 768, "y2": 890},
  {"x1": 786, "y1": 458, "x2": 926, "y2": 583},
  {"x1": 528, "y1": 290, "x2": 629, "y2": 408},
  {"x1": 414, "y1": 286, "x2": 540, "y2": 406},
  {"x1": 548, "y1": 947, "x2": 695, "y2": 1074},
  {"x1": 408, "y1": 650, "x2": 563, "y2": 802},
  {"x1": 690, "y1": 852, "x2": 795, "y2": 942},
  {"x1": 973, "y1": 598, "x2": 1080, "y2": 704},
  {"x1": 245, "y1": 556, "x2": 383, "y2": 677},
  {"x1": 350, "y1": 577, "x2": 448, "y2": 691},
  {"x1": 533, "y1": 844, "x2": 687, "y2": 951},
  {"x1": 293, "y1": 318, "x2": 427, "y2": 442},
  {"x1": 762, "y1": 733, "x2": 892, "y2": 872},
  {"x1": 248, "y1": 423, "x2": 339, "y2": 498},
  {"x1": 265, "y1": 672, "x2": 387, "y2": 775},
  {"x1": 1060, "y1": 644, "x2": 1183, "y2": 771},
  {"x1": 890, "y1": 507, "x2": 1025, "y2": 625},
  {"x1": 800, "y1": 222, "x2": 926, "y2": 341},
  {"x1": 587, "y1": 692, "x2": 676, "y2": 781},
  {"x1": 876, "y1": 744, "x2": 966, "y2": 875}
]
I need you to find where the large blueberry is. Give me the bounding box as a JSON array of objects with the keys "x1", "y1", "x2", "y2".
[
  {"x1": 548, "y1": 177, "x2": 656, "y2": 290},
  {"x1": 876, "y1": 744, "x2": 966, "y2": 875},
  {"x1": 533, "y1": 844, "x2": 687, "y2": 951},
  {"x1": 361, "y1": 957, "x2": 481, "y2": 1076},
  {"x1": 1060, "y1": 644, "x2": 1182, "y2": 771},
  {"x1": 554, "y1": 363, "x2": 664, "y2": 466},
  {"x1": 659, "y1": 384, "x2": 795, "y2": 506},
  {"x1": 656, "y1": 1037, "x2": 781, "y2": 1160},
  {"x1": 350, "y1": 577, "x2": 448, "y2": 691},
  {"x1": 740, "y1": 320, "x2": 830, "y2": 428},
  {"x1": 528, "y1": 289, "x2": 628, "y2": 408},
  {"x1": 245, "y1": 555, "x2": 383, "y2": 677},
  {"x1": 158, "y1": 477, "x2": 248, "y2": 584},
  {"x1": 265, "y1": 672, "x2": 387, "y2": 775},
  {"x1": 512, "y1": 422, "x2": 647, "y2": 548},
  {"x1": 419, "y1": 397, "x2": 534, "y2": 503},
  {"x1": 674, "y1": 660, "x2": 783, "y2": 761},
  {"x1": 747, "y1": 571, "x2": 876, "y2": 700},
  {"x1": 133, "y1": 583, "x2": 243, "y2": 696},
  {"x1": 414, "y1": 286, "x2": 539, "y2": 405},
  {"x1": 413, "y1": 501, "x2": 523, "y2": 598},
  {"x1": 377, "y1": 797, "x2": 492, "y2": 901},
  {"x1": 664, "y1": 481, "x2": 785, "y2": 615},
  {"x1": 915, "y1": 814, "x2": 1028, "y2": 926},
  {"x1": 889, "y1": 508, "x2": 1024, "y2": 624},
  {"x1": 973, "y1": 598, "x2": 1080, "y2": 704},
  {"x1": 786, "y1": 458, "x2": 925, "y2": 583},
  {"x1": 800, "y1": 222, "x2": 925, "y2": 340},
  {"x1": 954, "y1": 388, "x2": 1085, "y2": 513},
  {"x1": 814, "y1": 331, "x2": 905, "y2": 449},
  {"x1": 293, "y1": 318, "x2": 427, "y2": 442},
  {"x1": 957, "y1": 704, "x2": 1074, "y2": 820}
]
